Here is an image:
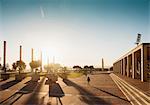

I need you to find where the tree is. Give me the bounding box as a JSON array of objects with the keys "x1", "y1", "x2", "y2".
[
  {"x1": 12, "y1": 62, "x2": 17, "y2": 71},
  {"x1": 89, "y1": 65, "x2": 94, "y2": 73},
  {"x1": 16, "y1": 61, "x2": 26, "y2": 71},
  {"x1": 73, "y1": 65, "x2": 82, "y2": 72},
  {"x1": 6, "y1": 63, "x2": 10, "y2": 71},
  {"x1": 84, "y1": 65, "x2": 89, "y2": 69},
  {"x1": 62, "y1": 67, "x2": 67, "y2": 73},
  {"x1": 12, "y1": 60, "x2": 26, "y2": 73},
  {"x1": 29, "y1": 60, "x2": 41, "y2": 72},
  {"x1": 0, "y1": 63, "x2": 2, "y2": 70},
  {"x1": 89, "y1": 65, "x2": 94, "y2": 69},
  {"x1": 73, "y1": 65, "x2": 82, "y2": 69}
]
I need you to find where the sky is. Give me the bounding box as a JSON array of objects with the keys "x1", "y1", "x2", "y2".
[{"x1": 0, "y1": 0, "x2": 150, "y2": 68}]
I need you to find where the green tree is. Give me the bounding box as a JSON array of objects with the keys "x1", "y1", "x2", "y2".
[
  {"x1": 29, "y1": 60, "x2": 41, "y2": 72},
  {"x1": 12, "y1": 62, "x2": 17, "y2": 71},
  {"x1": 13, "y1": 60, "x2": 26, "y2": 73},
  {"x1": 73, "y1": 65, "x2": 82, "y2": 72},
  {"x1": 89, "y1": 65, "x2": 94, "y2": 73}
]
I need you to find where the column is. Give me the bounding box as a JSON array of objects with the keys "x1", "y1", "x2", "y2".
[
  {"x1": 20, "y1": 45, "x2": 22, "y2": 61},
  {"x1": 141, "y1": 46, "x2": 144, "y2": 82},
  {"x1": 40, "y1": 51, "x2": 42, "y2": 72},
  {"x1": 142, "y1": 45, "x2": 148, "y2": 82},
  {"x1": 132, "y1": 53, "x2": 135, "y2": 79},
  {"x1": 3, "y1": 41, "x2": 6, "y2": 72},
  {"x1": 123, "y1": 58, "x2": 126, "y2": 76},
  {"x1": 31, "y1": 48, "x2": 34, "y2": 62},
  {"x1": 120, "y1": 60, "x2": 122, "y2": 74},
  {"x1": 127, "y1": 56, "x2": 129, "y2": 77}
]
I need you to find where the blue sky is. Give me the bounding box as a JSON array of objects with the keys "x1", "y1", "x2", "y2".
[{"x1": 0, "y1": 0, "x2": 150, "y2": 68}]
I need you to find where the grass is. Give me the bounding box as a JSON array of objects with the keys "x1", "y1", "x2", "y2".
[{"x1": 67, "y1": 72, "x2": 83, "y2": 78}]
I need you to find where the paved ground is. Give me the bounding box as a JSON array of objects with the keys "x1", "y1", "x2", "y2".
[
  {"x1": 110, "y1": 74, "x2": 150, "y2": 105},
  {"x1": 114, "y1": 73, "x2": 150, "y2": 96},
  {"x1": 0, "y1": 73, "x2": 131, "y2": 105}
]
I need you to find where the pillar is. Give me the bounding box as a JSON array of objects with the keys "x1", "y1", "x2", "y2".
[
  {"x1": 132, "y1": 53, "x2": 135, "y2": 79},
  {"x1": 141, "y1": 45, "x2": 148, "y2": 82},
  {"x1": 102, "y1": 58, "x2": 104, "y2": 71},
  {"x1": 141, "y1": 46, "x2": 144, "y2": 82},
  {"x1": 3, "y1": 41, "x2": 6, "y2": 72},
  {"x1": 31, "y1": 48, "x2": 34, "y2": 62},
  {"x1": 123, "y1": 58, "x2": 126, "y2": 76},
  {"x1": 40, "y1": 51, "x2": 42, "y2": 71},
  {"x1": 134, "y1": 51, "x2": 138, "y2": 79},
  {"x1": 20, "y1": 45, "x2": 22, "y2": 61},
  {"x1": 127, "y1": 56, "x2": 129, "y2": 77},
  {"x1": 121, "y1": 59, "x2": 123, "y2": 75}
]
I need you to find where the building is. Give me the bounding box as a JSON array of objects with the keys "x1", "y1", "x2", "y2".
[{"x1": 113, "y1": 43, "x2": 150, "y2": 82}]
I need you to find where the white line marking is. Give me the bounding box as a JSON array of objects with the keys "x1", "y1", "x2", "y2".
[
  {"x1": 114, "y1": 75, "x2": 150, "y2": 105},
  {"x1": 113, "y1": 74, "x2": 150, "y2": 101},
  {"x1": 110, "y1": 74, "x2": 134, "y2": 105},
  {"x1": 112, "y1": 75, "x2": 142, "y2": 105}
]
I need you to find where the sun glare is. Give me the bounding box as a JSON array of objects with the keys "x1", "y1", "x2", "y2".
[{"x1": 41, "y1": 47, "x2": 61, "y2": 65}]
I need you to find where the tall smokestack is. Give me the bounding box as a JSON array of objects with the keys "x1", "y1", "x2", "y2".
[
  {"x1": 3, "y1": 41, "x2": 6, "y2": 72},
  {"x1": 20, "y1": 45, "x2": 22, "y2": 61},
  {"x1": 31, "y1": 48, "x2": 34, "y2": 62}
]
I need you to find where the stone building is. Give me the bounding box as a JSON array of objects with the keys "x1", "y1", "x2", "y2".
[{"x1": 113, "y1": 43, "x2": 150, "y2": 82}]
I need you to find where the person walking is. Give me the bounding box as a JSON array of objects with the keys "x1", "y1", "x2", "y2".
[{"x1": 87, "y1": 76, "x2": 91, "y2": 85}]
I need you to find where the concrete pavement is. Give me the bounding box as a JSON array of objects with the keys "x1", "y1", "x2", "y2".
[
  {"x1": 110, "y1": 73, "x2": 150, "y2": 105},
  {"x1": 0, "y1": 72, "x2": 146, "y2": 105}
]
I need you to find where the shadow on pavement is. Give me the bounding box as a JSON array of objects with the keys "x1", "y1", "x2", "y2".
[
  {"x1": 0, "y1": 79, "x2": 6, "y2": 82},
  {"x1": 0, "y1": 79, "x2": 37, "y2": 105},
  {"x1": 0, "y1": 91, "x2": 23, "y2": 105},
  {"x1": 24, "y1": 77, "x2": 45, "y2": 105},
  {"x1": 19, "y1": 80, "x2": 38, "y2": 93},
  {"x1": 93, "y1": 87, "x2": 130, "y2": 102},
  {"x1": 25, "y1": 77, "x2": 65, "y2": 105},
  {"x1": 0, "y1": 80, "x2": 20, "y2": 91},
  {"x1": 49, "y1": 83, "x2": 64, "y2": 97},
  {"x1": 47, "y1": 83, "x2": 64, "y2": 105},
  {"x1": 63, "y1": 79, "x2": 110, "y2": 105}
]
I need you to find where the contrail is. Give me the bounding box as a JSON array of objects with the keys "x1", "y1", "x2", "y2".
[{"x1": 40, "y1": 6, "x2": 45, "y2": 18}]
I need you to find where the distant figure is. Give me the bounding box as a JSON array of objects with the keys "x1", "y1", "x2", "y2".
[{"x1": 87, "y1": 76, "x2": 91, "y2": 85}]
